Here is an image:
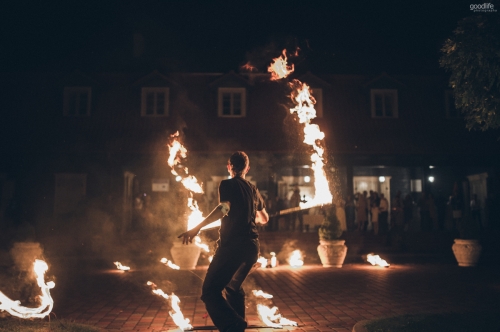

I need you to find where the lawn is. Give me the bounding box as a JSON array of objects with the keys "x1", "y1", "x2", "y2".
[{"x1": 363, "y1": 312, "x2": 500, "y2": 332}]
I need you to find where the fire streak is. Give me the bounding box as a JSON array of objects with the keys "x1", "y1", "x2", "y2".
[
  {"x1": 0, "y1": 260, "x2": 54, "y2": 319},
  {"x1": 290, "y1": 81, "x2": 333, "y2": 208},
  {"x1": 114, "y1": 261, "x2": 130, "y2": 271},
  {"x1": 268, "y1": 49, "x2": 294, "y2": 80},
  {"x1": 167, "y1": 132, "x2": 220, "y2": 236},
  {"x1": 160, "y1": 257, "x2": 180, "y2": 270},
  {"x1": 147, "y1": 281, "x2": 192, "y2": 330},
  {"x1": 267, "y1": 50, "x2": 333, "y2": 209},
  {"x1": 367, "y1": 253, "x2": 390, "y2": 267}
]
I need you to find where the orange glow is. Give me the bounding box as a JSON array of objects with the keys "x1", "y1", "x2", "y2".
[
  {"x1": 167, "y1": 132, "x2": 220, "y2": 236},
  {"x1": 289, "y1": 81, "x2": 332, "y2": 208},
  {"x1": 0, "y1": 260, "x2": 54, "y2": 319},
  {"x1": 257, "y1": 256, "x2": 268, "y2": 268},
  {"x1": 367, "y1": 253, "x2": 390, "y2": 267},
  {"x1": 288, "y1": 250, "x2": 304, "y2": 268},
  {"x1": 252, "y1": 290, "x2": 273, "y2": 299},
  {"x1": 147, "y1": 281, "x2": 192, "y2": 330},
  {"x1": 256, "y1": 304, "x2": 298, "y2": 327},
  {"x1": 241, "y1": 61, "x2": 258, "y2": 72},
  {"x1": 160, "y1": 257, "x2": 180, "y2": 270},
  {"x1": 253, "y1": 288, "x2": 297, "y2": 327},
  {"x1": 267, "y1": 49, "x2": 294, "y2": 80},
  {"x1": 114, "y1": 261, "x2": 130, "y2": 271}
]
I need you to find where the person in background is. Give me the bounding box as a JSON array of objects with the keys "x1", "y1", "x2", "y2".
[
  {"x1": 371, "y1": 192, "x2": 380, "y2": 235},
  {"x1": 356, "y1": 191, "x2": 368, "y2": 232},
  {"x1": 379, "y1": 193, "x2": 389, "y2": 235},
  {"x1": 345, "y1": 194, "x2": 356, "y2": 231}
]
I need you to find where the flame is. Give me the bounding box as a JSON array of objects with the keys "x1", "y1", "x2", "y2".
[
  {"x1": 194, "y1": 236, "x2": 210, "y2": 253},
  {"x1": 289, "y1": 81, "x2": 332, "y2": 207},
  {"x1": 253, "y1": 289, "x2": 296, "y2": 327},
  {"x1": 252, "y1": 290, "x2": 273, "y2": 299},
  {"x1": 367, "y1": 253, "x2": 390, "y2": 268},
  {"x1": 147, "y1": 281, "x2": 192, "y2": 330},
  {"x1": 257, "y1": 256, "x2": 268, "y2": 268},
  {"x1": 288, "y1": 250, "x2": 304, "y2": 268},
  {"x1": 0, "y1": 259, "x2": 54, "y2": 319},
  {"x1": 241, "y1": 61, "x2": 258, "y2": 72},
  {"x1": 267, "y1": 49, "x2": 294, "y2": 80},
  {"x1": 270, "y1": 252, "x2": 277, "y2": 268},
  {"x1": 167, "y1": 133, "x2": 220, "y2": 235},
  {"x1": 114, "y1": 261, "x2": 130, "y2": 271},
  {"x1": 256, "y1": 304, "x2": 298, "y2": 327},
  {"x1": 160, "y1": 258, "x2": 180, "y2": 270}
]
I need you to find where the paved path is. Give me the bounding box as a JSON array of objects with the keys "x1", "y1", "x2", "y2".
[{"x1": 49, "y1": 261, "x2": 500, "y2": 332}]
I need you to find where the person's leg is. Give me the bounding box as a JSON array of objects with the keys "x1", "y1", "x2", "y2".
[
  {"x1": 201, "y1": 246, "x2": 248, "y2": 332},
  {"x1": 226, "y1": 239, "x2": 258, "y2": 317}
]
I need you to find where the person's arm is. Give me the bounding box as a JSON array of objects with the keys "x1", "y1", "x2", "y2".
[
  {"x1": 255, "y1": 208, "x2": 269, "y2": 224},
  {"x1": 177, "y1": 202, "x2": 229, "y2": 244}
]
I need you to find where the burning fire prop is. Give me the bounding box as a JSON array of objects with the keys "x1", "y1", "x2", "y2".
[
  {"x1": 114, "y1": 261, "x2": 130, "y2": 271},
  {"x1": 268, "y1": 49, "x2": 294, "y2": 80},
  {"x1": 288, "y1": 250, "x2": 304, "y2": 268},
  {"x1": 167, "y1": 132, "x2": 220, "y2": 232},
  {"x1": 268, "y1": 50, "x2": 333, "y2": 211},
  {"x1": 0, "y1": 260, "x2": 54, "y2": 319},
  {"x1": 367, "y1": 253, "x2": 390, "y2": 268},
  {"x1": 253, "y1": 289, "x2": 297, "y2": 327},
  {"x1": 147, "y1": 281, "x2": 192, "y2": 330}
]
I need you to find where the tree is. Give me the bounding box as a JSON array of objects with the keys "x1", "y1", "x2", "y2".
[{"x1": 440, "y1": 15, "x2": 500, "y2": 131}]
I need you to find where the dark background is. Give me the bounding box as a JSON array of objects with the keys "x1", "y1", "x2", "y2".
[{"x1": 1, "y1": 0, "x2": 473, "y2": 74}]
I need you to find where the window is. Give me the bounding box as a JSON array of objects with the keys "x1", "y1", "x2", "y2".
[
  {"x1": 311, "y1": 88, "x2": 323, "y2": 118},
  {"x1": 445, "y1": 90, "x2": 460, "y2": 118},
  {"x1": 370, "y1": 89, "x2": 398, "y2": 118},
  {"x1": 141, "y1": 87, "x2": 169, "y2": 116},
  {"x1": 218, "y1": 88, "x2": 246, "y2": 117},
  {"x1": 63, "y1": 87, "x2": 91, "y2": 116}
]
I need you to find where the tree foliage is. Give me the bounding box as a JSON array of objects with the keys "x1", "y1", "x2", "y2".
[{"x1": 440, "y1": 15, "x2": 500, "y2": 131}]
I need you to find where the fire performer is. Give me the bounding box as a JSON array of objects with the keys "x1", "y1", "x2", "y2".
[{"x1": 178, "y1": 151, "x2": 269, "y2": 332}]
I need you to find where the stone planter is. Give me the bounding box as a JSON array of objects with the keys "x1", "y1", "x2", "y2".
[
  {"x1": 317, "y1": 239, "x2": 347, "y2": 268},
  {"x1": 452, "y1": 239, "x2": 482, "y2": 267},
  {"x1": 170, "y1": 241, "x2": 201, "y2": 270}
]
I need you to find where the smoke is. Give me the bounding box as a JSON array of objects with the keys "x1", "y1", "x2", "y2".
[{"x1": 276, "y1": 239, "x2": 302, "y2": 265}]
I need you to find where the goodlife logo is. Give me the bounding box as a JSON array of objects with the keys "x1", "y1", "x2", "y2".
[{"x1": 470, "y1": 3, "x2": 497, "y2": 12}]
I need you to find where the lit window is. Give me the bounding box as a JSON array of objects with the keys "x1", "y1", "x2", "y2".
[
  {"x1": 445, "y1": 90, "x2": 460, "y2": 118},
  {"x1": 218, "y1": 88, "x2": 246, "y2": 117},
  {"x1": 63, "y1": 87, "x2": 91, "y2": 116},
  {"x1": 141, "y1": 87, "x2": 169, "y2": 116},
  {"x1": 370, "y1": 89, "x2": 398, "y2": 118}
]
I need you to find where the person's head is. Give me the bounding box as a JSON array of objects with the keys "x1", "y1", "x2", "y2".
[{"x1": 227, "y1": 151, "x2": 250, "y2": 177}]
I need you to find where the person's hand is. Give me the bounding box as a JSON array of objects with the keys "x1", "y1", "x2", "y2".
[{"x1": 177, "y1": 228, "x2": 200, "y2": 244}]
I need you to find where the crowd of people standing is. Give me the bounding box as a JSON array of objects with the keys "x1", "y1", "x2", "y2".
[{"x1": 260, "y1": 183, "x2": 493, "y2": 236}]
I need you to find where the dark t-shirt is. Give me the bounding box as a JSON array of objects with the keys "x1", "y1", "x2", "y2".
[{"x1": 218, "y1": 176, "x2": 265, "y2": 246}]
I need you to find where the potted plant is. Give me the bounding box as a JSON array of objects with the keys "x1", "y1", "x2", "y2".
[
  {"x1": 317, "y1": 205, "x2": 348, "y2": 267},
  {"x1": 451, "y1": 213, "x2": 482, "y2": 267}
]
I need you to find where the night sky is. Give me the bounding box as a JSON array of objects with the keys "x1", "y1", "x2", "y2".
[{"x1": 2, "y1": 0, "x2": 472, "y2": 74}]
